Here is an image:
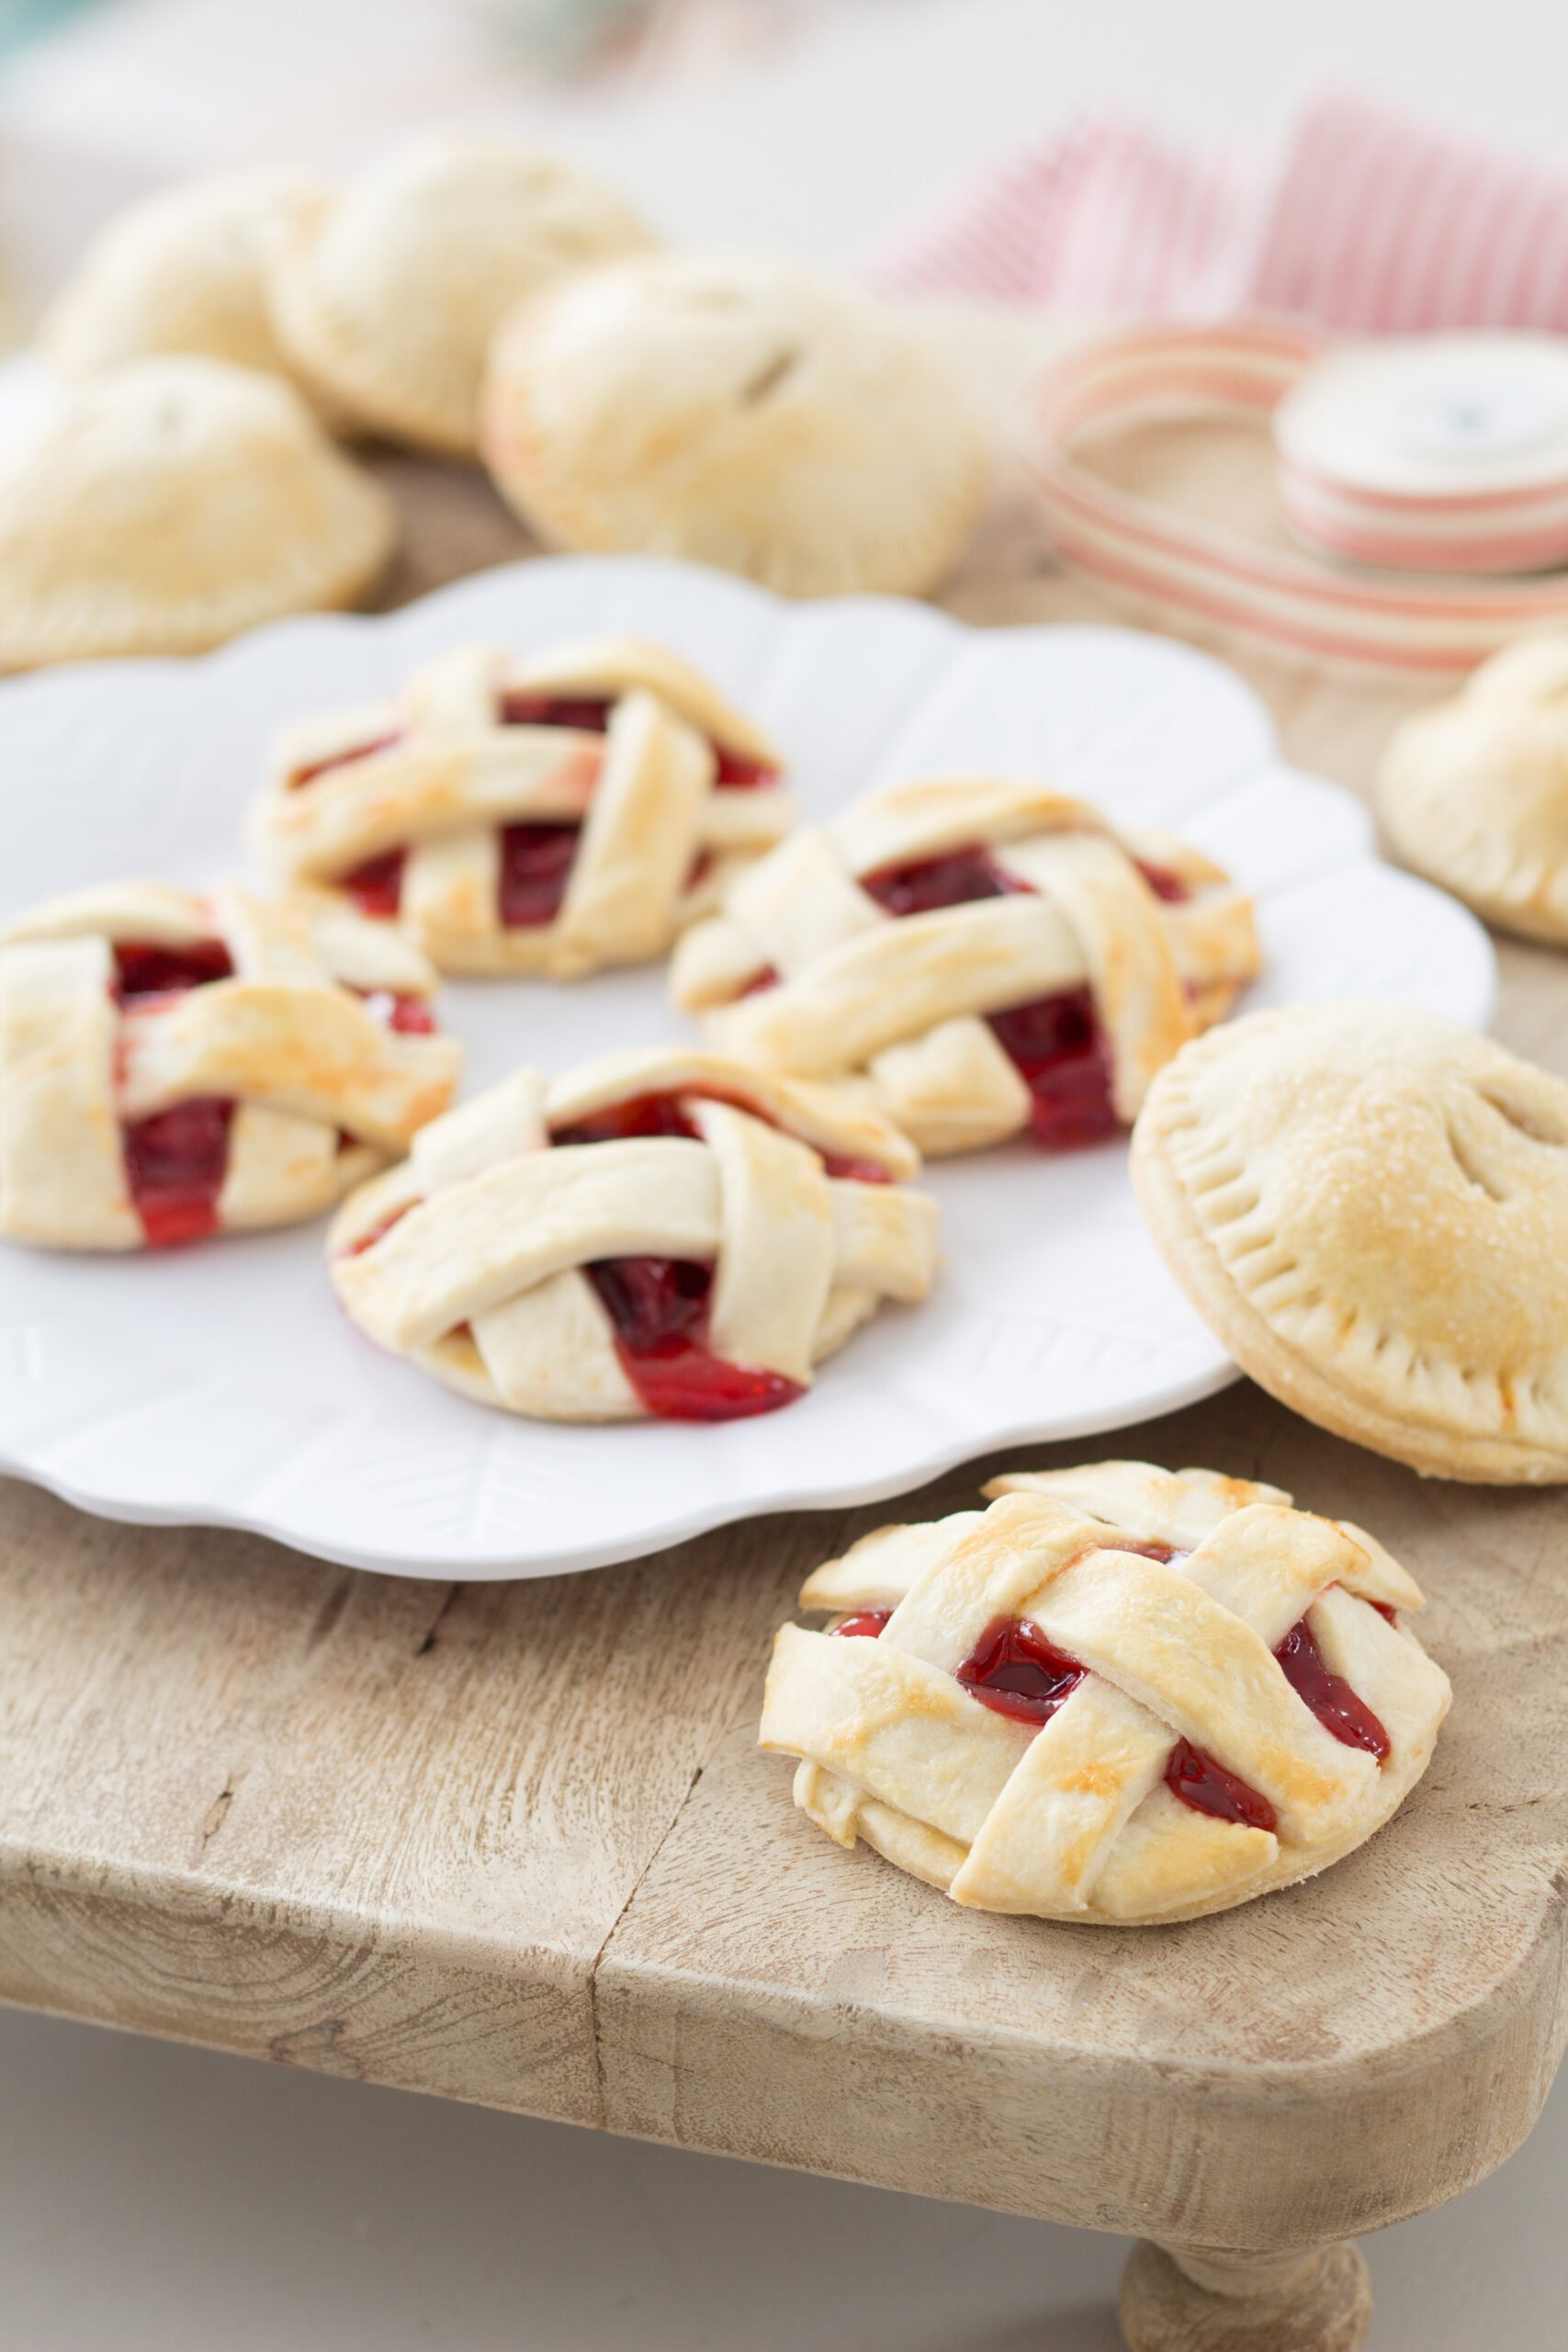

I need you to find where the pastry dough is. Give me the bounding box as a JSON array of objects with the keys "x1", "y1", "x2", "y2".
[
  {"x1": 1133, "y1": 1001, "x2": 1568, "y2": 1482},
  {"x1": 1379, "y1": 631, "x2": 1568, "y2": 944},
  {"x1": 41, "y1": 169, "x2": 323, "y2": 385},
  {"x1": 0, "y1": 357, "x2": 394, "y2": 668},
  {"x1": 268, "y1": 138, "x2": 656, "y2": 457},
  {"x1": 671, "y1": 776, "x2": 1258, "y2": 1154},
  {"x1": 328, "y1": 1046, "x2": 937, "y2": 1422},
  {"x1": 761, "y1": 1462, "x2": 1450, "y2": 1924},
  {"x1": 246, "y1": 636, "x2": 792, "y2": 977},
  {"x1": 480, "y1": 253, "x2": 992, "y2": 597},
  {"x1": 0, "y1": 880, "x2": 459, "y2": 1250}
]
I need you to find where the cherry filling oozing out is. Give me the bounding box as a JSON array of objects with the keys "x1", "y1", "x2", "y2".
[
  {"x1": 832, "y1": 1584, "x2": 1392, "y2": 1838},
  {"x1": 326, "y1": 693, "x2": 779, "y2": 926},
  {"x1": 849, "y1": 842, "x2": 1192, "y2": 1151},
  {"x1": 547, "y1": 1087, "x2": 886, "y2": 1421},
  {"x1": 580, "y1": 1257, "x2": 804, "y2": 1422}
]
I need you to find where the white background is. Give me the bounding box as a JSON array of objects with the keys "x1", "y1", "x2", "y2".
[{"x1": 4, "y1": 2, "x2": 1568, "y2": 2346}]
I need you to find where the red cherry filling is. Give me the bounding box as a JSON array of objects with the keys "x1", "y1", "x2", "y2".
[
  {"x1": 1164, "y1": 1739, "x2": 1279, "y2": 1833},
  {"x1": 122, "y1": 1097, "x2": 234, "y2": 1246},
  {"x1": 857, "y1": 843, "x2": 1121, "y2": 1150},
  {"x1": 549, "y1": 1089, "x2": 892, "y2": 1183},
  {"x1": 584, "y1": 1256, "x2": 803, "y2": 1421},
  {"x1": 498, "y1": 821, "x2": 582, "y2": 927},
  {"x1": 355, "y1": 988, "x2": 437, "y2": 1035},
  {"x1": 1275, "y1": 1613, "x2": 1391, "y2": 1758},
  {"x1": 113, "y1": 938, "x2": 235, "y2": 999},
  {"x1": 110, "y1": 940, "x2": 238, "y2": 1243},
  {"x1": 956, "y1": 1615, "x2": 1088, "y2": 1724},
  {"x1": 340, "y1": 848, "x2": 406, "y2": 920},
  {"x1": 832, "y1": 1608, "x2": 895, "y2": 1639},
  {"x1": 498, "y1": 691, "x2": 778, "y2": 789}
]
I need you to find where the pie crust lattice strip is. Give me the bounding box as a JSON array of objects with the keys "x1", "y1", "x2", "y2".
[
  {"x1": 328, "y1": 1046, "x2": 938, "y2": 1422},
  {"x1": 0, "y1": 880, "x2": 460, "y2": 1250},
  {"x1": 1132, "y1": 1001, "x2": 1568, "y2": 1483},
  {"x1": 247, "y1": 637, "x2": 792, "y2": 978},
  {"x1": 671, "y1": 778, "x2": 1259, "y2": 1155},
  {"x1": 1378, "y1": 628, "x2": 1568, "y2": 945},
  {"x1": 761, "y1": 1460, "x2": 1450, "y2": 1924}
]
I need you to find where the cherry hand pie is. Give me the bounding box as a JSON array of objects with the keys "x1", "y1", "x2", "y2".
[
  {"x1": 1134, "y1": 1001, "x2": 1568, "y2": 1482},
  {"x1": 481, "y1": 253, "x2": 992, "y2": 598},
  {"x1": 761, "y1": 1460, "x2": 1450, "y2": 1924},
  {"x1": 41, "y1": 169, "x2": 325, "y2": 388},
  {"x1": 246, "y1": 637, "x2": 792, "y2": 977},
  {"x1": 0, "y1": 880, "x2": 460, "y2": 1250},
  {"x1": 267, "y1": 138, "x2": 656, "y2": 458},
  {"x1": 0, "y1": 357, "x2": 394, "y2": 668},
  {"x1": 671, "y1": 777, "x2": 1259, "y2": 1153},
  {"x1": 328, "y1": 1046, "x2": 938, "y2": 1422},
  {"x1": 1379, "y1": 630, "x2": 1568, "y2": 945}
]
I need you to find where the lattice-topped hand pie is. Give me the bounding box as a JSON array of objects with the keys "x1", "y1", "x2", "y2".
[
  {"x1": 247, "y1": 637, "x2": 791, "y2": 977},
  {"x1": 0, "y1": 357, "x2": 394, "y2": 668},
  {"x1": 268, "y1": 138, "x2": 656, "y2": 456},
  {"x1": 761, "y1": 1461, "x2": 1449, "y2": 1924},
  {"x1": 41, "y1": 169, "x2": 323, "y2": 386},
  {"x1": 1379, "y1": 631, "x2": 1568, "y2": 944},
  {"x1": 328, "y1": 1046, "x2": 937, "y2": 1422},
  {"x1": 481, "y1": 253, "x2": 992, "y2": 597},
  {"x1": 0, "y1": 881, "x2": 459, "y2": 1250},
  {"x1": 1134, "y1": 1001, "x2": 1568, "y2": 1482},
  {"x1": 671, "y1": 777, "x2": 1259, "y2": 1153}
]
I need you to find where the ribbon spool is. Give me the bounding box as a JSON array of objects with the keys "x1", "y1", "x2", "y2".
[
  {"x1": 1276, "y1": 334, "x2": 1568, "y2": 575},
  {"x1": 1020, "y1": 322, "x2": 1568, "y2": 673}
]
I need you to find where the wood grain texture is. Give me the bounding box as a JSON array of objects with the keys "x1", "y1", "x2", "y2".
[{"x1": 5, "y1": 374, "x2": 1568, "y2": 2278}]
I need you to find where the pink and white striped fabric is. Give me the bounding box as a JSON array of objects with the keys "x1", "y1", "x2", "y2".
[
  {"x1": 863, "y1": 91, "x2": 1568, "y2": 672},
  {"x1": 861, "y1": 90, "x2": 1568, "y2": 337}
]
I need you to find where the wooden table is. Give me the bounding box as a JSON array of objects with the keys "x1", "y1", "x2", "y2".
[{"x1": 6, "y1": 409, "x2": 1568, "y2": 2352}]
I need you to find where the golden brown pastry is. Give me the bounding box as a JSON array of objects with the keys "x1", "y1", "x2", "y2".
[
  {"x1": 245, "y1": 636, "x2": 792, "y2": 977},
  {"x1": 1133, "y1": 1000, "x2": 1568, "y2": 1482},
  {"x1": 0, "y1": 879, "x2": 458, "y2": 1250},
  {"x1": 328, "y1": 1046, "x2": 936, "y2": 1421},
  {"x1": 40, "y1": 169, "x2": 323, "y2": 384},
  {"x1": 0, "y1": 356, "x2": 394, "y2": 668},
  {"x1": 761, "y1": 1461, "x2": 1449, "y2": 1924},
  {"x1": 480, "y1": 252, "x2": 992, "y2": 596},
  {"x1": 267, "y1": 138, "x2": 656, "y2": 456},
  {"x1": 1379, "y1": 631, "x2": 1568, "y2": 944},
  {"x1": 671, "y1": 775, "x2": 1258, "y2": 1154}
]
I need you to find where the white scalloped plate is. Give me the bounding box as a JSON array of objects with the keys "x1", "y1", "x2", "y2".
[{"x1": 0, "y1": 557, "x2": 1493, "y2": 1578}]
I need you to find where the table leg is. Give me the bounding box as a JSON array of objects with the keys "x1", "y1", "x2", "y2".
[{"x1": 1118, "y1": 2238, "x2": 1372, "y2": 2352}]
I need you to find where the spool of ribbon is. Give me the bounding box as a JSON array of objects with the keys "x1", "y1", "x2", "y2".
[
  {"x1": 1275, "y1": 333, "x2": 1568, "y2": 576},
  {"x1": 1020, "y1": 322, "x2": 1568, "y2": 673}
]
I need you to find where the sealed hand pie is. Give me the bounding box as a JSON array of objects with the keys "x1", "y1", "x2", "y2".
[
  {"x1": 328, "y1": 1046, "x2": 938, "y2": 1422},
  {"x1": 761, "y1": 1461, "x2": 1449, "y2": 1924},
  {"x1": 671, "y1": 777, "x2": 1258, "y2": 1153},
  {"x1": 481, "y1": 253, "x2": 991, "y2": 597},
  {"x1": 0, "y1": 357, "x2": 394, "y2": 668},
  {"x1": 268, "y1": 138, "x2": 655, "y2": 456},
  {"x1": 1134, "y1": 1001, "x2": 1568, "y2": 1482},
  {"x1": 247, "y1": 637, "x2": 791, "y2": 977},
  {"x1": 0, "y1": 881, "x2": 459, "y2": 1249},
  {"x1": 1379, "y1": 631, "x2": 1568, "y2": 944},
  {"x1": 41, "y1": 169, "x2": 323, "y2": 385}
]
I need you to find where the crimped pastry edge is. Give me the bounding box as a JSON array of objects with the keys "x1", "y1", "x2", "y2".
[{"x1": 1130, "y1": 1039, "x2": 1568, "y2": 1485}]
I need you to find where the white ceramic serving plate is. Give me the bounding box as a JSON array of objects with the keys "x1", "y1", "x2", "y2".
[{"x1": 0, "y1": 557, "x2": 1493, "y2": 1578}]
